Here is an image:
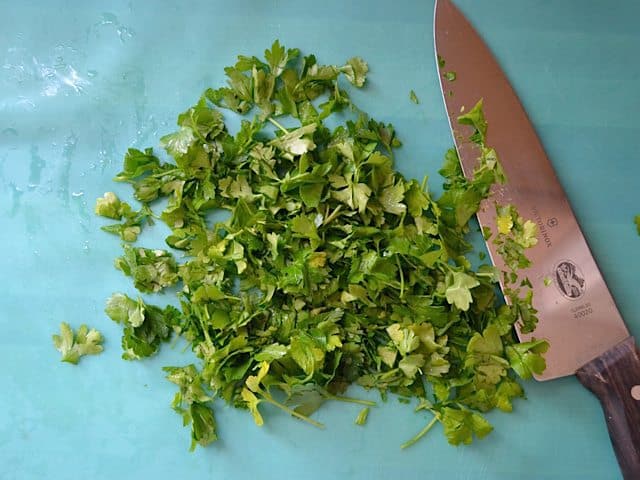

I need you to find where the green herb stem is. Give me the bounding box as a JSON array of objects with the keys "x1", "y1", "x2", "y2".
[
  {"x1": 262, "y1": 396, "x2": 325, "y2": 429},
  {"x1": 323, "y1": 393, "x2": 377, "y2": 407},
  {"x1": 267, "y1": 117, "x2": 289, "y2": 133},
  {"x1": 400, "y1": 415, "x2": 439, "y2": 449}
]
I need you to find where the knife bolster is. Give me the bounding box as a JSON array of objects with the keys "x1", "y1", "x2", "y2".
[{"x1": 576, "y1": 337, "x2": 640, "y2": 480}]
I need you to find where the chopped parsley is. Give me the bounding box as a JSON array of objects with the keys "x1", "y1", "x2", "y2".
[
  {"x1": 96, "y1": 41, "x2": 547, "y2": 450},
  {"x1": 53, "y1": 322, "x2": 104, "y2": 364}
]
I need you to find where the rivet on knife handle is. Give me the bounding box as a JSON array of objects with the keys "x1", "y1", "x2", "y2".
[{"x1": 576, "y1": 337, "x2": 640, "y2": 480}]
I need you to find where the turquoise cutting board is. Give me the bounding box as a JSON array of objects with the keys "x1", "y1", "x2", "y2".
[{"x1": 2, "y1": 1, "x2": 639, "y2": 479}]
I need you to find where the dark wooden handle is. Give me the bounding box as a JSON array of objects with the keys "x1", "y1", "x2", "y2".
[{"x1": 576, "y1": 337, "x2": 640, "y2": 479}]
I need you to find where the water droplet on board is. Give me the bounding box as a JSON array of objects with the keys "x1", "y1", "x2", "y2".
[
  {"x1": 98, "y1": 13, "x2": 134, "y2": 43},
  {"x1": 100, "y1": 12, "x2": 117, "y2": 25}
]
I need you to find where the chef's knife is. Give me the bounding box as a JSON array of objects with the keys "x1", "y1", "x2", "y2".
[{"x1": 434, "y1": 0, "x2": 640, "y2": 477}]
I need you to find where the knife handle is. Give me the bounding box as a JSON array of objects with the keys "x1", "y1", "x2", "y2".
[{"x1": 576, "y1": 337, "x2": 640, "y2": 479}]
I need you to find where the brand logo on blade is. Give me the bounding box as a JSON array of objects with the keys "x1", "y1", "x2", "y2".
[
  {"x1": 531, "y1": 207, "x2": 552, "y2": 248},
  {"x1": 553, "y1": 260, "x2": 586, "y2": 300}
]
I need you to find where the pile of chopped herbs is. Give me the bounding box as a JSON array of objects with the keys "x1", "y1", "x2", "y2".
[{"x1": 95, "y1": 41, "x2": 547, "y2": 450}]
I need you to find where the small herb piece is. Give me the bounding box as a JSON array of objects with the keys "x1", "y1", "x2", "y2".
[
  {"x1": 635, "y1": 215, "x2": 640, "y2": 235},
  {"x1": 164, "y1": 365, "x2": 218, "y2": 451},
  {"x1": 440, "y1": 407, "x2": 493, "y2": 445},
  {"x1": 53, "y1": 322, "x2": 104, "y2": 364},
  {"x1": 341, "y1": 57, "x2": 369, "y2": 87},
  {"x1": 105, "y1": 293, "x2": 179, "y2": 360},
  {"x1": 95, "y1": 191, "x2": 153, "y2": 242},
  {"x1": 444, "y1": 71, "x2": 457, "y2": 82},
  {"x1": 409, "y1": 90, "x2": 419, "y2": 104},
  {"x1": 543, "y1": 276, "x2": 552, "y2": 287},
  {"x1": 114, "y1": 245, "x2": 179, "y2": 293},
  {"x1": 506, "y1": 339, "x2": 549, "y2": 379},
  {"x1": 437, "y1": 55, "x2": 446, "y2": 69},
  {"x1": 355, "y1": 407, "x2": 370, "y2": 426}
]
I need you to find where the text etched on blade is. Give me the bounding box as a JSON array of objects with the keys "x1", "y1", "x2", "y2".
[{"x1": 531, "y1": 206, "x2": 553, "y2": 248}]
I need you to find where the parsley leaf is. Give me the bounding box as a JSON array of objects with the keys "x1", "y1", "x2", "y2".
[
  {"x1": 114, "y1": 245, "x2": 178, "y2": 293},
  {"x1": 264, "y1": 39, "x2": 288, "y2": 77},
  {"x1": 457, "y1": 99, "x2": 487, "y2": 144},
  {"x1": 506, "y1": 339, "x2": 549, "y2": 379},
  {"x1": 440, "y1": 407, "x2": 493, "y2": 445},
  {"x1": 95, "y1": 192, "x2": 154, "y2": 242},
  {"x1": 341, "y1": 57, "x2": 369, "y2": 87},
  {"x1": 53, "y1": 322, "x2": 103, "y2": 364},
  {"x1": 164, "y1": 365, "x2": 218, "y2": 450},
  {"x1": 115, "y1": 148, "x2": 160, "y2": 181},
  {"x1": 105, "y1": 293, "x2": 178, "y2": 360},
  {"x1": 445, "y1": 271, "x2": 480, "y2": 311}
]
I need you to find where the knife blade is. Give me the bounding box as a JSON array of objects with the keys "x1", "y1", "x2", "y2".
[{"x1": 434, "y1": 0, "x2": 640, "y2": 477}]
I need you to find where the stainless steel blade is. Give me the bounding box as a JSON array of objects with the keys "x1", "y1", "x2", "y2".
[{"x1": 434, "y1": 0, "x2": 629, "y2": 380}]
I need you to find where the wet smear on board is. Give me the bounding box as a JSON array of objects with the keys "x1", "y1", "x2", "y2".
[
  {"x1": 2, "y1": 128, "x2": 19, "y2": 136},
  {"x1": 3, "y1": 41, "x2": 91, "y2": 109},
  {"x1": 58, "y1": 133, "x2": 77, "y2": 208},
  {"x1": 121, "y1": 67, "x2": 154, "y2": 148},
  {"x1": 8, "y1": 183, "x2": 24, "y2": 217},
  {"x1": 98, "y1": 125, "x2": 117, "y2": 172},
  {"x1": 28, "y1": 145, "x2": 46, "y2": 190},
  {"x1": 0, "y1": 148, "x2": 8, "y2": 185},
  {"x1": 74, "y1": 195, "x2": 92, "y2": 233}
]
